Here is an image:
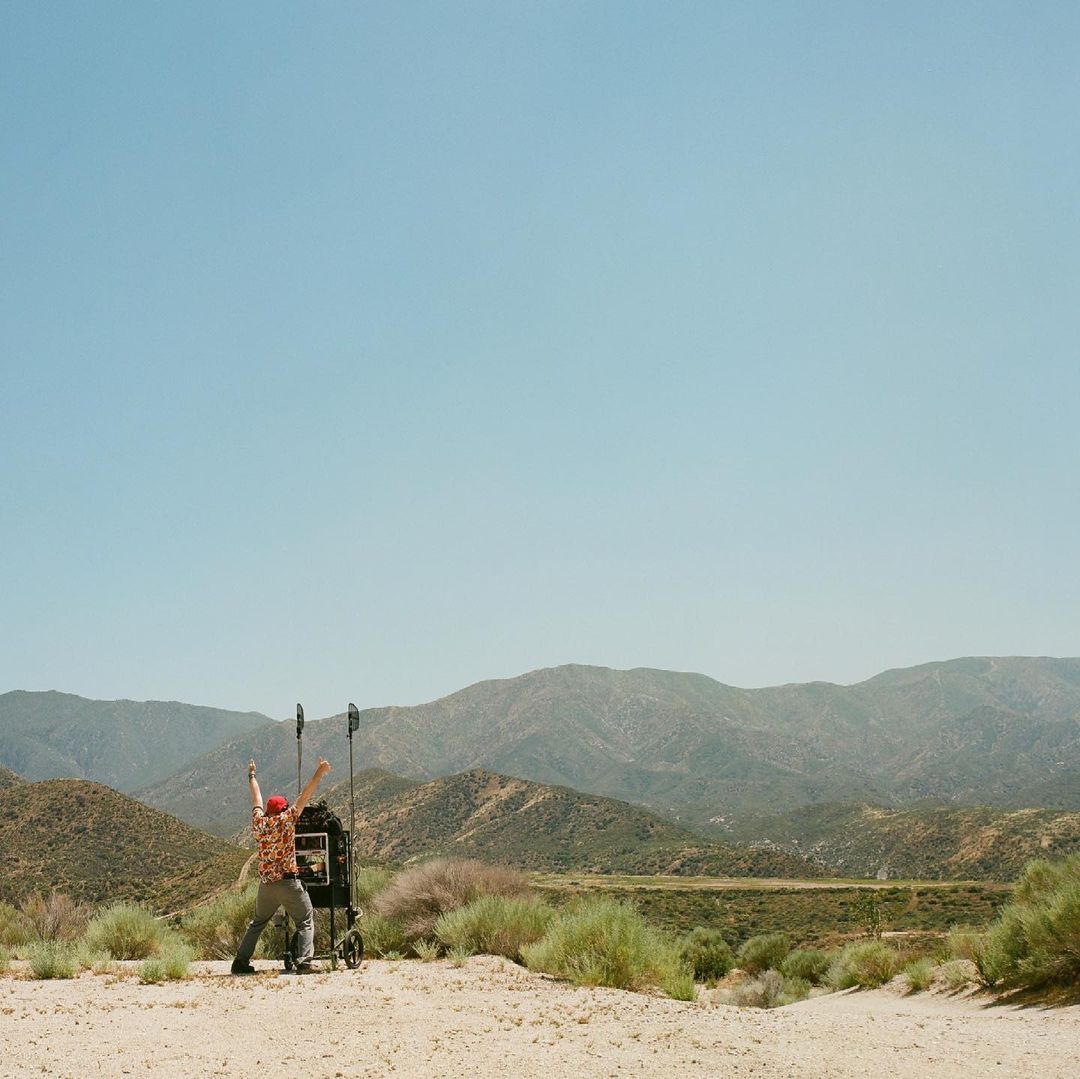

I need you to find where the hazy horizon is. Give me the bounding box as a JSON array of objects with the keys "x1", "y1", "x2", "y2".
[{"x1": 3, "y1": 4, "x2": 1078, "y2": 720}]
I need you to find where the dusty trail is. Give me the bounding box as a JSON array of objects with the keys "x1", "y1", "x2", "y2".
[{"x1": 1, "y1": 957, "x2": 1075, "y2": 1078}]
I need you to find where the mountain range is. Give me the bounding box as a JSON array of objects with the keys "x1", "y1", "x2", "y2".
[
  {"x1": 0, "y1": 690, "x2": 270, "y2": 791},
  {"x1": 134, "y1": 657, "x2": 1080, "y2": 834},
  {"x1": 313, "y1": 768, "x2": 820, "y2": 877}
]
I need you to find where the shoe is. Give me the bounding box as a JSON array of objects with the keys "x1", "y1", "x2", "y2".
[
  {"x1": 230, "y1": 960, "x2": 256, "y2": 975},
  {"x1": 293, "y1": 962, "x2": 322, "y2": 975}
]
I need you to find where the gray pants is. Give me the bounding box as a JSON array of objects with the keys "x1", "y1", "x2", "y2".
[{"x1": 235, "y1": 879, "x2": 314, "y2": 966}]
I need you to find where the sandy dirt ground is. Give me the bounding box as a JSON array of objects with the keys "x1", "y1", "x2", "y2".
[{"x1": 1, "y1": 957, "x2": 1075, "y2": 1078}]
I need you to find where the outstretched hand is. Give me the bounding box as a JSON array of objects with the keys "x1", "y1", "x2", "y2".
[
  {"x1": 316, "y1": 758, "x2": 331, "y2": 778},
  {"x1": 248, "y1": 759, "x2": 256, "y2": 778}
]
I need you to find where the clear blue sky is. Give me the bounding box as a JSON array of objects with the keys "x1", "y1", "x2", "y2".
[{"x1": 2, "y1": 3, "x2": 1077, "y2": 720}]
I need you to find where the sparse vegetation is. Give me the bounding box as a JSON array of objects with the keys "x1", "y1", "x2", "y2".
[
  {"x1": 138, "y1": 958, "x2": 167, "y2": 984},
  {"x1": 903, "y1": 958, "x2": 935, "y2": 993},
  {"x1": 825, "y1": 941, "x2": 900, "y2": 989},
  {"x1": 27, "y1": 941, "x2": 77, "y2": 980},
  {"x1": 85, "y1": 902, "x2": 167, "y2": 959},
  {"x1": 946, "y1": 925, "x2": 983, "y2": 963},
  {"x1": 359, "y1": 913, "x2": 408, "y2": 958},
  {"x1": 374, "y1": 859, "x2": 532, "y2": 940},
  {"x1": 180, "y1": 883, "x2": 266, "y2": 960},
  {"x1": 737, "y1": 932, "x2": 791, "y2": 974},
  {"x1": 780, "y1": 948, "x2": 831, "y2": 985},
  {"x1": 413, "y1": 939, "x2": 441, "y2": 962},
  {"x1": 0, "y1": 945, "x2": 10, "y2": 974},
  {"x1": 521, "y1": 897, "x2": 693, "y2": 999},
  {"x1": 731, "y1": 969, "x2": 786, "y2": 1008},
  {"x1": 940, "y1": 959, "x2": 978, "y2": 990},
  {"x1": 0, "y1": 902, "x2": 32, "y2": 949},
  {"x1": 434, "y1": 895, "x2": 553, "y2": 961},
  {"x1": 19, "y1": 892, "x2": 90, "y2": 943},
  {"x1": 679, "y1": 927, "x2": 734, "y2": 983},
  {"x1": 447, "y1": 945, "x2": 469, "y2": 968},
  {"x1": 355, "y1": 866, "x2": 392, "y2": 906},
  {"x1": 975, "y1": 854, "x2": 1080, "y2": 993}
]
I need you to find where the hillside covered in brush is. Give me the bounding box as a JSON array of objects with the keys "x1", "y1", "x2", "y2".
[
  {"x1": 0, "y1": 690, "x2": 272, "y2": 791},
  {"x1": 725, "y1": 802, "x2": 1080, "y2": 881},
  {"x1": 315, "y1": 768, "x2": 823, "y2": 878},
  {"x1": 142, "y1": 657, "x2": 1080, "y2": 832},
  {"x1": 0, "y1": 779, "x2": 250, "y2": 913}
]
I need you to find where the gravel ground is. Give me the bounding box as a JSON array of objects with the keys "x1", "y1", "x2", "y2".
[{"x1": 1, "y1": 957, "x2": 1076, "y2": 1078}]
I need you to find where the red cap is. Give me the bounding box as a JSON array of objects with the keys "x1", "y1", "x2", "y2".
[{"x1": 265, "y1": 795, "x2": 289, "y2": 815}]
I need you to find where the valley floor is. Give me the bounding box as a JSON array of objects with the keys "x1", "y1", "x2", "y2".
[{"x1": 1, "y1": 957, "x2": 1076, "y2": 1078}]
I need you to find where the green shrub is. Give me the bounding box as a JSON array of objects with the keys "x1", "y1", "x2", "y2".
[
  {"x1": 679, "y1": 928, "x2": 734, "y2": 983},
  {"x1": 780, "y1": 975, "x2": 812, "y2": 1004},
  {"x1": 180, "y1": 883, "x2": 266, "y2": 960},
  {"x1": 138, "y1": 958, "x2": 166, "y2": 984},
  {"x1": 360, "y1": 913, "x2": 408, "y2": 958},
  {"x1": 825, "y1": 941, "x2": 900, "y2": 989},
  {"x1": 946, "y1": 925, "x2": 983, "y2": 963},
  {"x1": 73, "y1": 942, "x2": 113, "y2": 973},
  {"x1": 0, "y1": 903, "x2": 33, "y2": 949},
  {"x1": 374, "y1": 859, "x2": 532, "y2": 940},
  {"x1": 19, "y1": 893, "x2": 90, "y2": 943},
  {"x1": 0, "y1": 945, "x2": 10, "y2": 974},
  {"x1": 27, "y1": 941, "x2": 77, "y2": 980},
  {"x1": 903, "y1": 958, "x2": 935, "y2": 993},
  {"x1": 780, "y1": 948, "x2": 831, "y2": 985},
  {"x1": 661, "y1": 966, "x2": 698, "y2": 1001},
  {"x1": 521, "y1": 897, "x2": 692, "y2": 999},
  {"x1": 737, "y1": 932, "x2": 791, "y2": 975},
  {"x1": 975, "y1": 855, "x2": 1080, "y2": 991},
  {"x1": 355, "y1": 866, "x2": 393, "y2": 906},
  {"x1": 434, "y1": 896, "x2": 553, "y2": 962},
  {"x1": 413, "y1": 939, "x2": 441, "y2": 962},
  {"x1": 85, "y1": 903, "x2": 166, "y2": 960},
  {"x1": 447, "y1": 945, "x2": 469, "y2": 968},
  {"x1": 161, "y1": 942, "x2": 194, "y2": 980}
]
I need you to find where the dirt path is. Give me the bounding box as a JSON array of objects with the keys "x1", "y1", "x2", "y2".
[{"x1": 1, "y1": 958, "x2": 1075, "y2": 1078}]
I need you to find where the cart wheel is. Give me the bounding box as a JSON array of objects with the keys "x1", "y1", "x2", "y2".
[{"x1": 342, "y1": 928, "x2": 363, "y2": 970}]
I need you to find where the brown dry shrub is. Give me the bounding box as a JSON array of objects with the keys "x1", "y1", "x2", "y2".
[
  {"x1": 373, "y1": 859, "x2": 531, "y2": 940},
  {"x1": 19, "y1": 893, "x2": 91, "y2": 943}
]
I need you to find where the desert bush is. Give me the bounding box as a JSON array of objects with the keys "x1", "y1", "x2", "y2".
[
  {"x1": 434, "y1": 895, "x2": 553, "y2": 962},
  {"x1": 355, "y1": 866, "x2": 393, "y2": 906},
  {"x1": 780, "y1": 975, "x2": 812, "y2": 1004},
  {"x1": 732, "y1": 969, "x2": 786, "y2": 1008},
  {"x1": 946, "y1": 925, "x2": 983, "y2": 963},
  {"x1": 138, "y1": 958, "x2": 166, "y2": 984},
  {"x1": 521, "y1": 897, "x2": 693, "y2": 999},
  {"x1": 73, "y1": 942, "x2": 113, "y2": 973},
  {"x1": 27, "y1": 941, "x2": 77, "y2": 980},
  {"x1": 19, "y1": 893, "x2": 91, "y2": 943},
  {"x1": 85, "y1": 903, "x2": 166, "y2": 960},
  {"x1": 780, "y1": 948, "x2": 831, "y2": 985},
  {"x1": 161, "y1": 942, "x2": 194, "y2": 980},
  {"x1": 180, "y1": 883, "x2": 266, "y2": 960},
  {"x1": 679, "y1": 927, "x2": 734, "y2": 983},
  {"x1": 903, "y1": 958, "x2": 935, "y2": 993},
  {"x1": 737, "y1": 932, "x2": 791, "y2": 975},
  {"x1": 940, "y1": 959, "x2": 978, "y2": 990},
  {"x1": 0, "y1": 945, "x2": 10, "y2": 974},
  {"x1": 447, "y1": 945, "x2": 469, "y2": 968},
  {"x1": 825, "y1": 941, "x2": 900, "y2": 989},
  {"x1": 975, "y1": 855, "x2": 1080, "y2": 991},
  {"x1": 374, "y1": 859, "x2": 532, "y2": 940},
  {"x1": 413, "y1": 939, "x2": 441, "y2": 962},
  {"x1": 0, "y1": 903, "x2": 33, "y2": 949},
  {"x1": 360, "y1": 913, "x2": 408, "y2": 958}
]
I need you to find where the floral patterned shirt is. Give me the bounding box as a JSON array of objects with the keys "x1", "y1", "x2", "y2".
[{"x1": 252, "y1": 804, "x2": 300, "y2": 883}]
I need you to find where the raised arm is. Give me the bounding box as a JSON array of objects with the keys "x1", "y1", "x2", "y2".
[
  {"x1": 247, "y1": 759, "x2": 264, "y2": 810},
  {"x1": 293, "y1": 758, "x2": 331, "y2": 816}
]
